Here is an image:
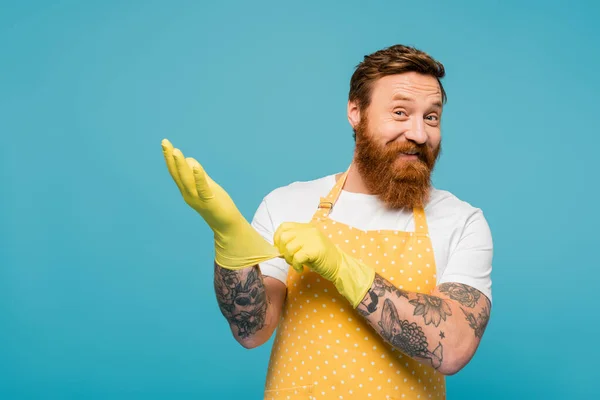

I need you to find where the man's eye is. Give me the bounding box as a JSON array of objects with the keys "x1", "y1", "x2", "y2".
[
  {"x1": 394, "y1": 111, "x2": 406, "y2": 116},
  {"x1": 425, "y1": 115, "x2": 438, "y2": 121}
]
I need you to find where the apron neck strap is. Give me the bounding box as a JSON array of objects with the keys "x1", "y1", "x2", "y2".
[
  {"x1": 315, "y1": 167, "x2": 350, "y2": 220},
  {"x1": 412, "y1": 206, "x2": 429, "y2": 235}
]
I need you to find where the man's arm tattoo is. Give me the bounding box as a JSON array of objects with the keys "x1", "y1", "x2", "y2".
[
  {"x1": 437, "y1": 282, "x2": 481, "y2": 308},
  {"x1": 360, "y1": 275, "x2": 452, "y2": 328},
  {"x1": 408, "y1": 293, "x2": 452, "y2": 327},
  {"x1": 358, "y1": 274, "x2": 444, "y2": 369},
  {"x1": 214, "y1": 265, "x2": 268, "y2": 339},
  {"x1": 358, "y1": 275, "x2": 491, "y2": 371},
  {"x1": 378, "y1": 298, "x2": 444, "y2": 369},
  {"x1": 438, "y1": 282, "x2": 491, "y2": 338},
  {"x1": 461, "y1": 304, "x2": 491, "y2": 338},
  {"x1": 360, "y1": 274, "x2": 409, "y2": 315}
]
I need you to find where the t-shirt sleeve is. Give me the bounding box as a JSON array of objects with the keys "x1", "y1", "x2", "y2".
[
  {"x1": 250, "y1": 197, "x2": 290, "y2": 285},
  {"x1": 437, "y1": 208, "x2": 493, "y2": 304}
]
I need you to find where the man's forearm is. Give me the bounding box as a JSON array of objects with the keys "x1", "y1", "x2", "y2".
[
  {"x1": 213, "y1": 262, "x2": 273, "y2": 348},
  {"x1": 356, "y1": 274, "x2": 491, "y2": 375}
]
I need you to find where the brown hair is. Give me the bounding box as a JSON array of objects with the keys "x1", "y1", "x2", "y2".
[{"x1": 349, "y1": 44, "x2": 447, "y2": 116}]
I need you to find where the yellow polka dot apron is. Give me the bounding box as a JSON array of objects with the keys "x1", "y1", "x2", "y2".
[{"x1": 263, "y1": 170, "x2": 446, "y2": 400}]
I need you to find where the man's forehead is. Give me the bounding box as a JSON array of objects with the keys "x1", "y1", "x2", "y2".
[{"x1": 374, "y1": 73, "x2": 442, "y2": 100}]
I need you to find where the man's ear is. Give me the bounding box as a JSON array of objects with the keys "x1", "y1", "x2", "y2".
[{"x1": 347, "y1": 100, "x2": 361, "y2": 129}]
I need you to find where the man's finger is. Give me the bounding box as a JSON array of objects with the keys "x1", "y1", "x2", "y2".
[
  {"x1": 161, "y1": 139, "x2": 185, "y2": 193},
  {"x1": 291, "y1": 263, "x2": 305, "y2": 273},
  {"x1": 172, "y1": 148, "x2": 197, "y2": 197},
  {"x1": 188, "y1": 157, "x2": 215, "y2": 200},
  {"x1": 283, "y1": 237, "x2": 303, "y2": 259},
  {"x1": 291, "y1": 251, "x2": 310, "y2": 273},
  {"x1": 273, "y1": 223, "x2": 298, "y2": 250}
]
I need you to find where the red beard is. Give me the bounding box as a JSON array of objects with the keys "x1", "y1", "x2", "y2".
[{"x1": 353, "y1": 117, "x2": 441, "y2": 209}]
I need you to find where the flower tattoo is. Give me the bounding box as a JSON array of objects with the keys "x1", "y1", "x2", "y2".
[{"x1": 409, "y1": 293, "x2": 453, "y2": 327}]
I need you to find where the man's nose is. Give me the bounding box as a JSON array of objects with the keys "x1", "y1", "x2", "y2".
[{"x1": 404, "y1": 117, "x2": 427, "y2": 144}]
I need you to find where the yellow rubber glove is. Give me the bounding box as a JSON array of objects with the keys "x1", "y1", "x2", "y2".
[
  {"x1": 161, "y1": 138, "x2": 280, "y2": 269},
  {"x1": 273, "y1": 222, "x2": 376, "y2": 308}
]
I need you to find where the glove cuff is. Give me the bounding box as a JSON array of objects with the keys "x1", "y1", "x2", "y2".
[
  {"x1": 213, "y1": 219, "x2": 281, "y2": 270},
  {"x1": 334, "y1": 252, "x2": 376, "y2": 308}
]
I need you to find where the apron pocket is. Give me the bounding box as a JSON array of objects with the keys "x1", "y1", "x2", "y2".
[{"x1": 264, "y1": 384, "x2": 314, "y2": 400}]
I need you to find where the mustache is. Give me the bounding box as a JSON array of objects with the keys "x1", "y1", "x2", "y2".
[
  {"x1": 384, "y1": 141, "x2": 431, "y2": 162},
  {"x1": 386, "y1": 141, "x2": 425, "y2": 152}
]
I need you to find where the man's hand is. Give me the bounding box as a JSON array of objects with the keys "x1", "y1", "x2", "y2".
[
  {"x1": 161, "y1": 138, "x2": 280, "y2": 269},
  {"x1": 161, "y1": 138, "x2": 240, "y2": 228},
  {"x1": 273, "y1": 222, "x2": 342, "y2": 276},
  {"x1": 274, "y1": 222, "x2": 375, "y2": 308}
]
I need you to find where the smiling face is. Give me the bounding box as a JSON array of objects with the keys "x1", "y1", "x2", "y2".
[{"x1": 349, "y1": 72, "x2": 443, "y2": 209}]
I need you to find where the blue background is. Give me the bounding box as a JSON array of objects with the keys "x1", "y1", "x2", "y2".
[{"x1": 1, "y1": 0, "x2": 598, "y2": 398}]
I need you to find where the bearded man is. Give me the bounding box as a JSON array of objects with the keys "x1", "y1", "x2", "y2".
[{"x1": 162, "y1": 44, "x2": 493, "y2": 400}]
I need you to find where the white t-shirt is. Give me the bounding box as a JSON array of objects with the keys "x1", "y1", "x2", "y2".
[{"x1": 250, "y1": 172, "x2": 493, "y2": 303}]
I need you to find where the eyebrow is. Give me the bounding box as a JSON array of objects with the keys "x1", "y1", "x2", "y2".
[
  {"x1": 430, "y1": 101, "x2": 443, "y2": 110},
  {"x1": 392, "y1": 95, "x2": 443, "y2": 110}
]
